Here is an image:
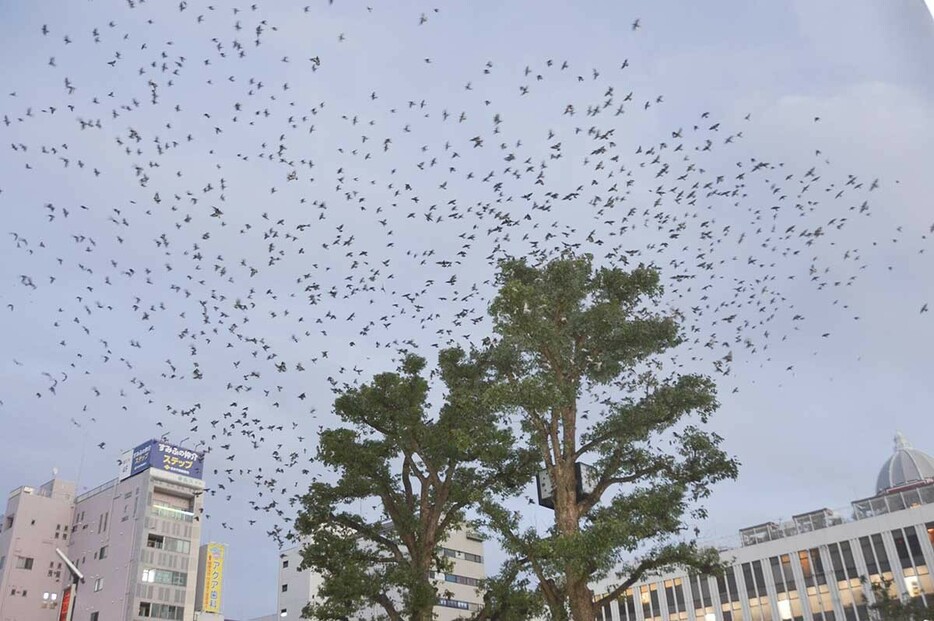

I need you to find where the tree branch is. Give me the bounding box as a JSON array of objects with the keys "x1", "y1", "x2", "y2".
[
  {"x1": 593, "y1": 558, "x2": 659, "y2": 608},
  {"x1": 578, "y1": 460, "x2": 672, "y2": 515},
  {"x1": 331, "y1": 514, "x2": 407, "y2": 566},
  {"x1": 374, "y1": 592, "x2": 404, "y2": 621}
]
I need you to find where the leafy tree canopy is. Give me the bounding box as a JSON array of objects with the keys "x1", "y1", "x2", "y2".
[
  {"x1": 482, "y1": 253, "x2": 738, "y2": 621},
  {"x1": 295, "y1": 348, "x2": 537, "y2": 621}
]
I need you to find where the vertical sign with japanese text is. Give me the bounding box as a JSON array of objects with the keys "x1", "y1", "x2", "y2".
[
  {"x1": 201, "y1": 542, "x2": 226, "y2": 613},
  {"x1": 58, "y1": 584, "x2": 75, "y2": 621}
]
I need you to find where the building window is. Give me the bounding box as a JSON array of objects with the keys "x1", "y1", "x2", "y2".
[
  {"x1": 770, "y1": 555, "x2": 803, "y2": 621},
  {"x1": 690, "y1": 574, "x2": 715, "y2": 621},
  {"x1": 616, "y1": 588, "x2": 637, "y2": 621},
  {"x1": 141, "y1": 568, "x2": 188, "y2": 587},
  {"x1": 638, "y1": 582, "x2": 663, "y2": 621},
  {"x1": 797, "y1": 547, "x2": 834, "y2": 621},
  {"x1": 146, "y1": 533, "x2": 190, "y2": 554},
  {"x1": 428, "y1": 571, "x2": 482, "y2": 587},
  {"x1": 282, "y1": 559, "x2": 289, "y2": 568},
  {"x1": 663, "y1": 578, "x2": 689, "y2": 621},
  {"x1": 440, "y1": 547, "x2": 483, "y2": 563},
  {"x1": 892, "y1": 527, "x2": 934, "y2": 606},
  {"x1": 99, "y1": 546, "x2": 108, "y2": 560},
  {"x1": 716, "y1": 566, "x2": 744, "y2": 621},
  {"x1": 91, "y1": 613, "x2": 99, "y2": 621},
  {"x1": 280, "y1": 609, "x2": 288, "y2": 617},
  {"x1": 282, "y1": 583, "x2": 288, "y2": 592},
  {"x1": 828, "y1": 541, "x2": 863, "y2": 620},
  {"x1": 14, "y1": 556, "x2": 34, "y2": 570},
  {"x1": 137, "y1": 601, "x2": 184, "y2": 620},
  {"x1": 94, "y1": 578, "x2": 103, "y2": 592}
]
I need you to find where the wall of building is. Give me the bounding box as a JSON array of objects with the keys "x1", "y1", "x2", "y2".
[
  {"x1": 0, "y1": 444, "x2": 207, "y2": 621},
  {"x1": 593, "y1": 502, "x2": 934, "y2": 621},
  {"x1": 135, "y1": 469, "x2": 205, "y2": 621},
  {"x1": 434, "y1": 527, "x2": 487, "y2": 621},
  {"x1": 0, "y1": 478, "x2": 76, "y2": 621},
  {"x1": 277, "y1": 545, "x2": 324, "y2": 620},
  {"x1": 68, "y1": 473, "x2": 147, "y2": 621}
]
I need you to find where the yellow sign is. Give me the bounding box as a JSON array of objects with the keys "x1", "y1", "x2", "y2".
[{"x1": 202, "y1": 543, "x2": 226, "y2": 613}]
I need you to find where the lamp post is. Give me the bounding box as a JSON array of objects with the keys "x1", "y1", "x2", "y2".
[{"x1": 55, "y1": 548, "x2": 84, "y2": 621}]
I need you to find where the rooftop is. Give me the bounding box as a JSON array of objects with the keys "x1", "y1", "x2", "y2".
[{"x1": 737, "y1": 434, "x2": 934, "y2": 548}]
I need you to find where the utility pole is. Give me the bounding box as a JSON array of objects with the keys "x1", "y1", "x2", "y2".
[{"x1": 55, "y1": 548, "x2": 84, "y2": 621}]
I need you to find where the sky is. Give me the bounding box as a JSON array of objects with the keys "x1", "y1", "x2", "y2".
[{"x1": 0, "y1": 1, "x2": 933, "y2": 618}]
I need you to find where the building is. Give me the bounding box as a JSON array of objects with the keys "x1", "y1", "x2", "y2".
[
  {"x1": 277, "y1": 525, "x2": 487, "y2": 620},
  {"x1": 0, "y1": 439, "x2": 207, "y2": 621},
  {"x1": 593, "y1": 433, "x2": 934, "y2": 621},
  {"x1": 0, "y1": 476, "x2": 77, "y2": 620}
]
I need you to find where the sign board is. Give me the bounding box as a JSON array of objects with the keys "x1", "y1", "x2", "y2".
[
  {"x1": 120, "y1": 439, "x2": 204, "y2": 481},
  {"x1": 536, "y1": 469, "x2": 555, "y2": 508},
  {"x1": 201, "y1": 543, "x2": 226, "y2": 613},
  {"x1": 58, "y1": 584, "x2": 75, "y2": 621},
  {"x1": 150, "y1": 467, "x2": 207, "y2": 490},
  {"x1": 118, "y1": 449, "x2": 132, "y2": 480},
  {"x1": 535, "y1": 462, "x2": 599, "y2": 510}
]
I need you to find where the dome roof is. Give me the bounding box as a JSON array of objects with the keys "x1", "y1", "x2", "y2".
[{"x1": 876, "y1": 432, "x2": 934, "y2": 494}]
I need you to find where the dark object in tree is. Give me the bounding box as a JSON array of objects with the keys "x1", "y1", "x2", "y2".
[{"x1": 484, "y1": 253, "x2": 739, "y2": 621}]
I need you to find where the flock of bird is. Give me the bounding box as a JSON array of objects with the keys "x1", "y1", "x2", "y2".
[{"x1": 0, "y1": 0, "x2": 929, "y2": 543}]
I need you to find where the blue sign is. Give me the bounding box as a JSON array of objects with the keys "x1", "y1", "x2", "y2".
[{"x1": 127, "y1": 440, "x2": 204, "y2": 480}]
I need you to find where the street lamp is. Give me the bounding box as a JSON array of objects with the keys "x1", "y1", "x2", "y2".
[{"x1": 55, "y1": 548, "x2": 84, "y2": 621}]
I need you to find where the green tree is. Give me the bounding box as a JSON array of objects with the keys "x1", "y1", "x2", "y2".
[
  {"x1": 483, "y1": 253, "x2": 739, "y2": 621},
  {"x1": 294, "y1": 349, "x2": 537, "y2": 621},
  {"x1": 865, "y1": 577, "x2": 934, "y2": 620}
]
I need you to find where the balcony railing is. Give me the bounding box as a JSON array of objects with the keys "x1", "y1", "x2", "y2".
[{"x1": 737, "y1": 481, "x2": 934, "y2": 547}]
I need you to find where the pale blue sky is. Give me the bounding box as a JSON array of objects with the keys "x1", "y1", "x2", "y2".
[{"x1": 0, "y1": 1, "x2": 932, "y2": 617}]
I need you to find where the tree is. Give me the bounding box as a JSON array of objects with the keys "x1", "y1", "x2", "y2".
[
  {"x1": 865, "y1": 577, "x2": 934, "y2": 620},
  {"x1": 294, "y1": 348, "x2": 537, "y2": 621},
  {"x1": 483, "y1": 253, "x2": 739, "y2": 621}
]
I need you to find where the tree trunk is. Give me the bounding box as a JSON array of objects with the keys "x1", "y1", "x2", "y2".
[
  {"x1": 553, "y1": 459, "x2": 594, "y2": 621},
  {"x1": 566, "y1": 573, "x2": 594, "y2": 621}
]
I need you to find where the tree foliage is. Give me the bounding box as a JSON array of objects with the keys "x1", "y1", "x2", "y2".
[
  {"x1": 483, "y1": 253, "x2": 739, "y2": 621},
  {"x1": 294, "y1": 349, "x2": 536, "y2": 621},
  {"x1": 866, "y1": 577, "x2": 934, "y2": 621}
]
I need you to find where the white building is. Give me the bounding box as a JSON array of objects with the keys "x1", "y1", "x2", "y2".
[
  {"x1": 0, "y1": 439, "x2": 207, "y2": 621},
  {"x1": 593, "y1": 433, "x2": 934, "y2": 621},
  {"x1": 277, "y1": 525, "x2": 486, "y2": 620}
]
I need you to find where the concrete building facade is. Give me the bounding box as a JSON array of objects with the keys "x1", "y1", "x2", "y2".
[
  {"x1": 592, "y1": 434, "x2": 934, "y2": 621},
  {"x1": 0, "y1": 477, "x2": 77, "y2": 620},
  {"x1": 277, "y1": 524, "x2": 487, "y2": 620},
  {"x1": 0, "y1": 439, "x2": 206, "y2": 621}
]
